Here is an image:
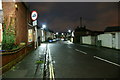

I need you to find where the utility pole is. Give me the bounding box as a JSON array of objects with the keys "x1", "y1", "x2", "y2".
[
  {"x1": 118, "y1": 1, "x2": 120, "y2": 26},
  {"x1": 80, "y1": 17, "x2": 82, "y2": 27}
]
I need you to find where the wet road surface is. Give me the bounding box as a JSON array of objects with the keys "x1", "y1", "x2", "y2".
[
  {"x1": 48, "y1": 41, "x2": 120, "y2": 78},
  {"x1": 2, "y1": 41, "x2": 120, "y2": 79}
]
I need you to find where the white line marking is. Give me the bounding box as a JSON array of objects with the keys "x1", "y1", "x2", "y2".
[
  {"x1": 94, "y1": 56, "x2": 120, "y2": 67},
  {"x1": 75, "y1": 49, "x2": 87, "y2": 54}
]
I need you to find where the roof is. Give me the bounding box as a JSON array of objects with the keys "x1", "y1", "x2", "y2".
[
  {"x1": 104, "y1": 26, "x2": 120, "y2": 32},
  {"x1": 75, "y1": 26, "x2": 91, "y2": 32}
]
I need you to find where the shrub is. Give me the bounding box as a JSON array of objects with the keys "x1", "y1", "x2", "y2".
[{"x1": 2, "y1": 24, "x2": 16, "y2": 50}]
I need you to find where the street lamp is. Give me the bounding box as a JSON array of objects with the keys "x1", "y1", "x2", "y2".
[
  {"x1": 42, "y1": 24, "x2": 46, "y2": 29},
  {"x1": 56, "y1": 32, "x2": 58, "y2": 35},
  {"x1": 55, "y1": 32, "x2": 59, "y2": 39},
  {"x1": 68, "y1": 30, "x2": 71, "y2": 33}
]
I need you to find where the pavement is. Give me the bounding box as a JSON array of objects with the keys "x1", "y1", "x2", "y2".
[{"x1": 2, "y1": 44, "x2": 47, "y2": 79}]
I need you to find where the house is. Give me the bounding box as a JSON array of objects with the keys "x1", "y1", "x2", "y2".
[
  {"x1": 44, "y1": 29, "x2": 54, "y2": 41},
  {"x1": 82, "y1": 36, "x2": 96, "y2": 45},
  {"x1": 73, "y1": 26, "x2": 92, "y2": 43},
  {"x1": 73, "y1": 26, "x2": 103, "y2": 44},
  {"x1": 98, "y1": 26, "x2": 120, "y2": 49},
  {"x1": 37, "y1": 28, "x2": 54, "y2": 43}
]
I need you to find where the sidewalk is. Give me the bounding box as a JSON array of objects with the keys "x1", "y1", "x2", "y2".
[{"x1": 2, "y1": 44, "x2": 47, "y2": 78}]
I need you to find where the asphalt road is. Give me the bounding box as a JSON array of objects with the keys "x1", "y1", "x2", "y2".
[
  {"x1": 48, "y1": 41, "x2": 120, "y2": 78},
  {"x1": 2, "y1": 41, "x2": 120, "y2": 79}
]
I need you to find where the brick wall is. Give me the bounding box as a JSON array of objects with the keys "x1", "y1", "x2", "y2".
[
  {"x1": 2, "y1": 2, "x2": 29, "y2": 45},
  {"x1": 15, "y1": 2, "x2": 28, "y2": 45},
  {"x1": 2, "y1": 2, "x2": 15, "y2": 17}
]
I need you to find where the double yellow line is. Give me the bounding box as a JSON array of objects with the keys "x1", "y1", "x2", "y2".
[{"x1": 48, "y1": 46, "x2": 55, "y2": 80}]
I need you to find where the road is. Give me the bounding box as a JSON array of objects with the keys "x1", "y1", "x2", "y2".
[
  {"x1": 48, "y1": 41, "x2": 120, "y2": 78},
  {"x1": 2, "y1": 41, "x2": 120, "y2": 79}
]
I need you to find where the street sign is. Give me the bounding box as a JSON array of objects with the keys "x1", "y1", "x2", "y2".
[
  {"x1": 31, "y1": 11, "x2": 38, "y2": 21},
  {"x1": 33, "y1": 20, "x2": 37, "y2": 26}
]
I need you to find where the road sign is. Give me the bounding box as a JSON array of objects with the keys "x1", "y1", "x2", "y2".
[
  {"x1": 31, "y1": 11, "x2": 38, "y2": 21},
  {"x1": 33, "y1": 20, "x2": 37, "y2": 26}
]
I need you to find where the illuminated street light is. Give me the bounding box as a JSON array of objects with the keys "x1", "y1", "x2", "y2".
[
  {"x1": 68, "y1": 30, "x2": 71, "y2": 33},
  {"x1": 42, "y1": 24, "x2": 46, "y2": 29},
  {"x1": 41, "y1": 24, "x2": 46, "y2": 29},
  {"x1": 62, "y1": 33, "x2": 64, "y2": 35},
  {"x1": 56, "y1": 32, "x2": 58, "y2": 35}
]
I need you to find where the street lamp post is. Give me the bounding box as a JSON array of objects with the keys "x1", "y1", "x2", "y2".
[
  {"x1": 55, "y1": 32, "x2": 59, "y2": 39},
  {"x1": 68, "y1": 30, "x2": 72, "y2": 41},
  {"x1": 41, "y1": 24, "x2": 46, "y2": 42}
]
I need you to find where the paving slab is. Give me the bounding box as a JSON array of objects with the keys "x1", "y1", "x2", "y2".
[{"x1": 2, "y1": 44, "x2": 47, "y2": 79}]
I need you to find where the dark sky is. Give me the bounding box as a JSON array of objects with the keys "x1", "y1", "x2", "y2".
[{"x1": 26, "y1": 2, "x2": 118, "y2": 32}]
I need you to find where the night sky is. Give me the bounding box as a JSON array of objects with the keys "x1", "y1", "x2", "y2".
[{"x1": 26, "y1": 2, "x2": 118, "y2": 32}]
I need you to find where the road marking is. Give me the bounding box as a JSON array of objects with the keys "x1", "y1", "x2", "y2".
[
  {"x1": 48, "y1": 46, "x2": 55, "y2": 80},
  {"x1": 75, "y1": 49, "x2": 87, "y2": 54},
  {"x1": 94, "y1": 56, "x2": 120, "y2": 67}
]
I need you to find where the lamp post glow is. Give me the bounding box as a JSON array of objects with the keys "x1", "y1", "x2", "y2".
[
  {"x1": 68, "y1": 30, "x2": 71, "y2": 33},
  {"x1": 56, "y1": 32, "x2": 58, "y2": 35},
  {"x1": 42, "y1": 24, "x2": 46, "y2": 29}
]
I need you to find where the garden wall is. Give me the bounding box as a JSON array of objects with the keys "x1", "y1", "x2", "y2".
[{"x1": 0, "y1": 42, "x2": 34, "y2": 74}]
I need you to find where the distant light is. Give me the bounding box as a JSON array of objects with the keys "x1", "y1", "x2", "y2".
[
  {"x1": 49, "y1": 40, "x2": 52, "y2": 42},
  {"x1": 68, "y1": 30, "x2": 71, "y2": 33},
  {"x1": 62, "y1": 33, "x2": 64, "y2": 35},
  {"x1": 56, "y1": 32, "x2": 58, "y2": 35},
  {"x1": 13, "y1": 0, "x2": 16, "y2": 2}
]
